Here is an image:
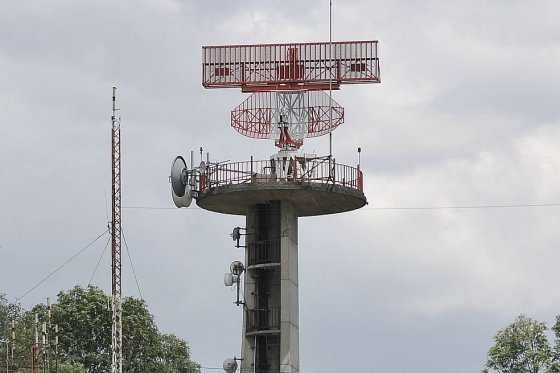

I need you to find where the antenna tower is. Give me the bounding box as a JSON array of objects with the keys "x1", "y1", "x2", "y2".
[{"x1": 111, "y1": 86, "x2": 123, "y2": 373}]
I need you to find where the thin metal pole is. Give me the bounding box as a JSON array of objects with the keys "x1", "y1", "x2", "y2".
[
  {"x1": 34, "y1": 314, "x2": 38, "y2": 346},
  {"x1": 54, "y1": 324, "x2": 58, "y2": 373},
  {"x1": 34, "y1": 314, "x2": 39, "y2": 373},
  {"x1": 11, "y1": 320, "x2": 14, "y2": 360},
  {"x1": 328, "y1": 0, "x2": 333, "y2": 159},
  {"x1": 46, "y1": 298, "x2": 50, "y2": 373},
  {"x1": 0, "y1": 340, "x2": 9, "y2": 373},
  {"x1": 41, "y1": 322, "x2": 46, "y2": 373}
]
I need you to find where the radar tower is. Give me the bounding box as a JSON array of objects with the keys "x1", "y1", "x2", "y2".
[{"x1": 172, "y1": 40, "x2": 380, "y2": 373}]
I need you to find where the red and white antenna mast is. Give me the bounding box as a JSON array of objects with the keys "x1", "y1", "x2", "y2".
[{"x1": 111, "y1": 86, "x2": 123, "y2": 373}]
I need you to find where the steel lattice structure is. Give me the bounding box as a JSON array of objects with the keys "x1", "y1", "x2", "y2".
[
  {"x1": 231, "y1": 90, "x2": 343, "y2": 139},
  {"x1": 111, "y1": 87, "x2": 123, "y2": 373},
  {"x1": 202, "y1": 41, "x2": 380, "y2": 146},
  {"x1": 202, "y1": 40, "x2": 380, "y2": 92}
]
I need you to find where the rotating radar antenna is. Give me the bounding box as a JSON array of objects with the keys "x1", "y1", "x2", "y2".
[{"x1": 203, "y1": 41, "x2": 380, "y2": 149}]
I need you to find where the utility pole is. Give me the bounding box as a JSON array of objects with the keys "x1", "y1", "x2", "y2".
[
  {"x1": 11, "y1": 320, "x2": 15, "y2": 361},
  {"x1": 44, "y1": 298, "x2": 51, "y2": 373},
  {"x1": 41, "y1": 322, "x2": 47, "y2": 373},
  {"x1": 111, "y1": 86, "x2": 123, "y2": 373},
  {"x1": 32, "y1": 314, "x2": 39, "y2": 373},
  {"x1": 54, "y1": 324, "x2": 58, "y2": 373},
  {"x1": 0, "y1": 339, "x2": 8, "y2": 373}
]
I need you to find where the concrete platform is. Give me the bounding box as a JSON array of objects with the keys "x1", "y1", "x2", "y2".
[{"x1": 195, "y1": 181, "x2": 367, "y2": 217}]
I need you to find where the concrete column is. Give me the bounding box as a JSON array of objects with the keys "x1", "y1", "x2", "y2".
[
  {"x1": 241, "y1": 207, "x2": 257, "y2": 373},
  {"x1": 280, "y1": 201, "x2": 299, "y2": 373},
  {"x1": 240, "y1": 201, "x2": 299, "y2": 373}
]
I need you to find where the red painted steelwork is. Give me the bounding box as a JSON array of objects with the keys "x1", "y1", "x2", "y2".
[
  {"x1": 202, "y1": 41, "x2": 380, "y2": 91},
  {"x1": 230, "y1": 90, "x2": 344, "y2": 139},
  {"x1": 200, "y1": 157, "x2": 364, "y2": 192}
]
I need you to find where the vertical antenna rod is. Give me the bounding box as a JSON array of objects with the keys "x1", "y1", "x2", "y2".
[
  {"x1": 33, "y1": 314, "x2": 38, "y2": 373},
  {"x1": 329, "y1": 0, "x2": 333, "y2": 159},
  {"x1": 111, "y1": 86, "x2": 123, "y2": 373},
  {"x1": 11, "y1": 320, "x2": 15, "y2": 360}
]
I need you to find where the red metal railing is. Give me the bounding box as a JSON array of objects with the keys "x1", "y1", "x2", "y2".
[
  {"x1": 202, "y1": 41, "x2": 380, "y2": 92},
  {"x1": 200, "y1": 157, "x2": 364, "y2": 192}
]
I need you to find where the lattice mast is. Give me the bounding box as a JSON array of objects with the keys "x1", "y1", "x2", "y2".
[{"x1": 111, "y1": 86, "x2": 123, "y2": 373}]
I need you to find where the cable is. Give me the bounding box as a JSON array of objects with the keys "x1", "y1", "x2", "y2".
[
  {"x1": 88, "y1": 235, "x2": 111, "y2": 286},
  {"x1": 105, "y1": 187, "x2": 110, "y2": 223},
  {"x1": 123, "y1": 206, "x2": 185, "y2": 210},
  {"x1": 200, "y1": 367, "x2": 307, "y2": 373},
  {"x1": 16, "y1": 228, "x2": 110, "y2": 302},
  {"x1": 122, "y1": 228, "x2": 143, "y2": 300},
  {"x1": 122, "y1": 202, "x2": 560, "y2": 211},
  {"x1": 368, "y1": 203, "x2": 560, "y2": 210}
]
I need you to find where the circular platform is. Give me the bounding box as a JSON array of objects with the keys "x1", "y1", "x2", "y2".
[{"x1": 195, "y1": 181, "x2": 367, "y2": 217}]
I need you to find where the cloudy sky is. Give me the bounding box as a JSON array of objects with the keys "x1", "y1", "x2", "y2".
[{"x1": 1, "y1": 0, "x2": 559, "y2": 372}]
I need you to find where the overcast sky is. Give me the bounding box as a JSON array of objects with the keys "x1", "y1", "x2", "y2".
[{"x1": 1, "y1": 1, "x2": 560, "y2": 372}]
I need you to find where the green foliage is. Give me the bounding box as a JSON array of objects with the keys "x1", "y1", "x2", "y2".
[
  {"x1": 0, "y1": 287, "x2": 200, "y2": 373},
  {"x1": 549, "y1": 316, "x2": 560, "y2": 373},
  {"x1": 0, "y1": 293, "x2": 23, "y2": 340},
  {"x1": 484, "y1": 314, "x2": 552, "y2": 373},
  {"x1": 0, "y1": 293, "x2": 30, "y2": 372},
  {"x1": 159, "y1": 333, "x2": 200, "y2": 373},
  {"x1": 52, "y1": 285, "x2": 112, "y2": 372},
  {"x1": 57, "y1": 361, "x2": 85, "y2": 373}
]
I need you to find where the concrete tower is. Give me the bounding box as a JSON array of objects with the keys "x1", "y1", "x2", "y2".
[{"x1": 171, "y1": 41, "x2": 380, "y2": 373}]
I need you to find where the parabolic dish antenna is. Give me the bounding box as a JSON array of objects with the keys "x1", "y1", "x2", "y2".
[
  {"x1": 230, "y1": 261, "x2": 244, "y2": 276},
  {"x1": 170, "y1": 156, "x2": 192, "y2": 208},
  {"x1": 171, "y1": 156, "x2": 188, "y2": 197},
  {"x1": 224, "y1": 273, "x2": 236, "y2": 286},
  {"x1": 223, "y1": 358, "x2": 238, "y2": 373},
  {"x1": 171, "y1": 184, "x2": 192, "y2": 208}
]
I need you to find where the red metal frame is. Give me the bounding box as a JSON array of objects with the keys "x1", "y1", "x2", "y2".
[
  {"x1": 200, "y1": 157, "x2": 363, "y2": 192},
  {"x1": 230, "y1": 91, "x2": 344, "y2": 139},
  {"x1": 202, "y1": 41, "x2": 380, "y2": 92}
]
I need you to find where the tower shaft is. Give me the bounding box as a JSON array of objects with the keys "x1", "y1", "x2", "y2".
[
  {"x1": 241, "y1": 201, "x2": 299, "y2": 373},
  {"x1": 111, "y1": 86, "x2": 123, "y2": 373}
]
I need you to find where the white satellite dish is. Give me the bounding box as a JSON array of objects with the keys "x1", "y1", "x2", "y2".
[
  {"x1": 171, "y1": 184, "x2": 192, "y2": 208},
  {"x1": 223, "y1": 358, "x2": 238, "y2": 373},
  {"x1": 170, "y1": 156, "x2": 192, "y2": 208},
  {"x1": 224, "y1": 273, "x2": 234, "y2": 287},
  {"x1": 230, "y1": 261, "x2": 244, "y2": 276},
  {"x1": 170, "y1": 156, "x2": 188, "y2": 197}
]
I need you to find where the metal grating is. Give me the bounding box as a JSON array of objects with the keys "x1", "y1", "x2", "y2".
[{"x1": 202, "y1": 40, "x2": 380, "y2": 92}]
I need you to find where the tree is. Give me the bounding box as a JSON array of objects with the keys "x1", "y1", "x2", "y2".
[
  {"x1": 52, "y1": 285, "x2": 112, "y2": 372},
  {"x1": 0, "y1": 287, "x2": 200, "y2": 372},
  {"x1": 0, "y1": 293, "x2": 31, "y2": 372},
  {"x1": 159, "y1": 333, "x2": 200, "y2": 373},
  {"x1": 0, "y1": 293, "x2": 23, "y2": 341},
  {"x1": 57, "y1": 361, "x2": 85, "y2": 373},
  {"x1": 52, "y1": 285, "x2": 200, "y2": 373},
  {"x1": 484, "y1": 314, "x2": 552, "y2": 373},
  {"x1": 548, "y1": 316, "x2": 560, "y2": 373}
]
